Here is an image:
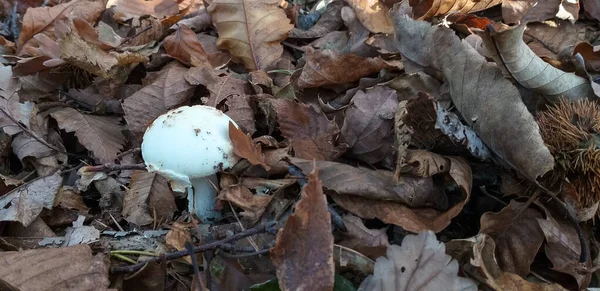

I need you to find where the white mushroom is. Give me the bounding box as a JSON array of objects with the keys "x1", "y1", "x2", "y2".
[{"x1": 141, "y1": 105, "x2": 240, "y2": 222}]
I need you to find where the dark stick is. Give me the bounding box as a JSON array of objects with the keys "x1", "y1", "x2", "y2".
[
  {"x1": 110, "y1": 222, "x2": 276, "y2": 274},
  {"x1": 82, "y1": 163, "x2": 147, "y2": 173}
]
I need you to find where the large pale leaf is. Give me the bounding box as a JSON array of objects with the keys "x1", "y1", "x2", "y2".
[
  {"x1": 207, "y1": 0, "x2": 293, "y2": 71},
  {"x1": 410, "y1": 0, "x2": 501, "y2": 20},
  {"x1": 358, "y1": 231, "x2": 477, "y2": 291},
  {"x1": 478, "y1": 23, "x2": 595, "y2": 102},
  {"x1": 270, "y1": 166, "x2": 334, "y2": 291},
  {"x1": 0, "y1": 172, "x2": 62, "y2": 227},
  {"x1": 344, "y1": 0, "x2": 393, "y2": 34},
  {"x1": 49, "y1": 107, "x2": 125, "y2": 164},
  {"x1": 392, "y1": 4, "x2": 555, "y2": 181}
]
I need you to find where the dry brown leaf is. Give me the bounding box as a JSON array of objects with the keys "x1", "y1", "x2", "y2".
[
  {"x1": 123, "y1": 171, "x2": 177, "y2": 226},
  {"x1": 582, "y1": 0, "x2": 600, "y2": 21},
  {"x1": 410, "y1": 0, "x2": 501, "y2": 20},
  {"x1": 17, "y1": 0, "x2": 105, "y2": 54},
  {"x1": 573, "y1": 42, "x2": 600, "y2": 72},
  {"x1": 207, "y1": 0, "x2": 293, "y2": 71},
  {"x1": 523, "y1": 21, "x2": 585, "y2": 62},
  {"x1": 537, "y1": 211, "x2": 592, "y2": 289},
  {"x1": 478, "y1": 23, "x2": 595, "y2": 102},
  {"x1": 341, "y1": 6, "x2": 379, "y2": 57},
  {"x1": 502, "y1": 0, "x2": 578, "y2": 24},
  {"x1": 298, "y1": 47, "x2": 390, "y2": 88},
  {"x1": 392, "y1": 5, "x2": 555, "y2": 181},
  {"x1": 196, "y1": 34, "x2": 232, "y2": 68},
  {"x1": 165, "y1": 222, "x2": 193, "y2": 264},
  {"x1": 164, "y1": 24, "x2": 211, "y2": 68},
  {"x1": 48, "y1": 107, "x2": 125, "y2": 164},
  {"x1": 289, "y1": 0, "x2": 344, "y2": 39},
  {"x1": 270, "y1": 165, "x2": 334, "y2": 291},
  {"x1": 341, "y1": 86, "x2": 397, "y2": 165},
  {"x1": 113, "y1": 0, "x2": 180, "y2": 21},
  {"x1": 471, "y1": 234, "x2": 568, "y2": 291},
  {"x1": 229, "y1": 123, "x2": 269, "y2": 170},
  {"x1": 338, "y1": 214, "x2": 389, "y2": 260},
  {"x1": 123, "y1": 64, "x2": 195, "y2": 138},
  {"x1": 479, "y1": 200, "x2": 545, "y2": 278},
  {"x1": 54, "y1": 187, "x2": 89, "y2": 212},
  {"x1": 359, "y1": 231, "x2": 477, "y2": 291},
  {"x1": 0, "y1": 244, "x2": 111, "y2": 290},
  {"x1": 344, "y1": 0, "x2": 393, "y2": 33},
  {"x1": 217, "y1": 185, "x2": 272, "y2": 223},
  {"x1": 268, "y1": 99, "x2": 347, "y2": 161},
  {"x1": 185, "y1": 67, "x2": 252, "y2": 107},
  {"x1": 224, "y1": 94, "x2": 256, "y2": 135},
  {"x1": 0, "y1": 172, "x2": 62, "y2": 227}
]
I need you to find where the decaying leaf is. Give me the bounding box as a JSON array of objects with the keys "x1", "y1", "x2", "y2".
[
  {"x1": 410, "y1": 0, "x2": 501, "y2": 20},
  {"x1": 288, "y1": 0, "x2": 344, "y2": 39},
  {"x1": 344, "y1": 0, "x2": 393, "y2": 34},
  {"x1": 502, "y1": 0, "x2": 578, "y2": 24},
  {"x1": 185, "y1": 67, "x2": 252, "y2": 107},
  {"x1": 269, "y1": 98, "x2": 348, "y2": 161},
  {"x1": 0, "y1": 244, "x2": 111, "y2": 290},
  {"x1": 123, "y1": 64, "x2": 195, "y2": 138},
  {"x1": 392, "y1": 4, "x2": 555, "y2": 181},
  {"x1": 164, "y1": 24, "x2": 211, "y2": 68},
  {"x1": 166, "y1": 222, "x2": 194, "y2": 264},
  {"x1": 338, "y1": 214, "x2": 389, "y2": 260},
  {"x1": 217, "y1": 185, "x2": 272, "y2": 223},
  {"x1": 49, "y1": 107, "x2": 125, "y2": 164},
  {"x1": 341, "y1": 86, "x2": 398, "y2": 164},
  {"x1": 123, "y1": 171, "x2": 177, "y2": 226},
  {"x1": 358, "y1": 231, "x2": 477, "y2": 291},
  {"x1": 208, "y1": 0, "x2": 293, "y2": 71},
  {"x1": 271, "y1": 166, "x2": 334, "y2": 291},
  {"x1": 297, "y1": 47, "x2": 391, "y2": 88},
  {"x1": 479, "y1": 200, "x2": 545, "y2": 278},
  {"x1": 0, "y1": 172, "x2": 62, "y2": 227},
  {"x1": 229, "y1": 122, "x2": 269, "y2": 170},
  {"x1": 113, "y1": 0, "x2": 180, "y2": 22}
]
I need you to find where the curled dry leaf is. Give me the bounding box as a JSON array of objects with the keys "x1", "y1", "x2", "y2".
[
  {"x1": 269, "y1": 98, "x2": 348, "y2": 161},
  {"x1": 0, "y1": 172, "x2": 62, "y2": 227},
  {"x1": 297, "y1": 47, "x2": 391, "y2": 89},
  {"x1": 123, "y1": 171, "x2": 177, "y2": 226},
  {"x1": 344, "y1": 0, "x2": 393, "y2": 34},
  {"x1": 502, "y1": 0, "x2": 578, "y2": 24},
  {"x1": 523, "y1": 21, "x2": 585, "y2": 62},
  {"x1": 217, "y1": 184, "x2": 273, "y2": 223},
  {"x1": 338, "y1": 214, "x2": 389, "y2": 260},
  {"x1": 229, "y1": 123, "x2": 269, "y2": 170},
  {"x1": 392, "y1": 5, "x2": 555, "y2": 181},
  {"x1": 123, "y1": 64, "x2": 195, "y2": 138},
  {"x1": 164, "y1": 24, "x2": 211, "y2": 68},
  {"x1": 48, "y1": 107, "x2": 126, "y2": 164},
  {"x1": 341, "y1": 85, "x2": 398, "y2": 165},
  {"x1": 0, "y1": 244, "x2": 111, "y2": 290},
  {"x1": 185, "y1": 67, "x2": 252, "y2": 107},
  {"x1": 113, "y1": 0, "x2": 180, "y2": 21},
  {"x1": 270, "y1": 166, "x2": 334, "y2": 291},
  {"x1": 358, "y1": 231, "x2": 477, "y2": 291},
  {"x1": 410, "y1": 0, "x2": 501, "y2": 20},
  {"x1": 289, "y1": 0, "x2": 344, "y2": 39},
  {"x1": 479, "y1": 200, "x2": 545, "y2": 278},
  {"x1": 166, "y1": 222, "x2": 194, "y2": 264},
  {"x1": 208, "y1": 0, "x2": 293, "y2": 71},
  {"x1": 478, "y1": 23, "x2": 595, "y2": 102}
]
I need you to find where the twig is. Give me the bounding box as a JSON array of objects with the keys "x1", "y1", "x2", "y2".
[
  {"x1": 82, "y1": 163, "x2": 147, "y2": 173},
  {"x1": 119, "y1": 25, "x2": 153, "y2": 47},
  {"x1": 116, "y1": 148, "x2": 141, "y2": 159},
  {"x1": 216, "y1": 248, "x2": 271, "y2": 259},
  {"x1": 110, "y1": 221, "x2": 278, "y2": 274},
  {"x1": 111, "y1": 253, "x2": 137, "y2": 264}
]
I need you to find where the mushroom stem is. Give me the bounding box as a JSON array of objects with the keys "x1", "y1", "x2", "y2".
[{"x1": 188, "y1": 174, "x2": 221, "y2": 222}]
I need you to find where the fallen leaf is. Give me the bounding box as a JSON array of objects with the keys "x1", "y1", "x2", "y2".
[
  {"x1": 268, "y1": 98, "x2": 347, "y2": 161},
  {"x1": 479, "y1": 200, "x2": 545, "y2": 278},
  {"x1": 338, "y1": 214, "x2": 389, "y2": 260},
  {"x1": 208, "y1": 0, "x2": 293, "y2": 70},
  {"x1": 341, "y1": 86, "x2": 398, "y2": 164},
  {"x1": 0, "y1": 172, "x2": 62, "y2": 227},
  {"x1": 164, "y1": 24, "x2": 211, "y2": 68},
  {"x1": 0, "y1": 244, "x2": 111, "y2": 290},
  {"x1": 185, "y1": 67, "x2": 252, "y2": 107},
  {"x1": 166, "y1": 222, "x2": 193, "y2": 264},
  {"x1": 54, "y1": 186, "x2": 89, "y2": 212},
  {"x1": 123, "y1": 63, "x2": 195, "y2": 138},
  {"x1": 344, "y1": 0, "x2": 393, "y2": 33},
  {"x1": 48, "y1": 107, "x2": 126, "y2": 164},
  {"x1": 63, "y1": 215, "x2": 100, "y2": 246},
  {"x1": 471, "y1": 234, "x2": 568, "y2": 291},
  {"x1": 358, "y1": 231, "x2": 477, "y2": 290},
  {"x1": 537, "y1": 210, "x2": 592, "y2": 290},
  {"x1": 392, "y1": 5, "x2": 555, "y2": 181},
  {"x1": 229, "y1": 122, "x2": 269, "y2": 170},
  {"x1": 289, "y1": 0, "x2": 344, "y2": 39},
  {"x1": 123, "y1": 171, "x2": 177, "y2": 226},
  {"x1": 297, "y1": 47, "x2": 390, "y2": 88},
  {"x1": 410, "y1": 0, "x2": 501, "y2": 20},
  {"x1": 478, "y1": 23, "x2": 595, "y2": 102},
  {"x1": 581, "y1": 0, "x2": 600, "y2": 21},
  {"x1": 113, "y1": 0, "x2": 180, "y2": 21},
  {"x1": 224, "y1": 94, "x2": 256, "y2": 135},
  {"x1": 217, "y1": 184, "x2": 273, "y2": 223},
  {"x1": 270, "y1": 165, "x2": 334, "y2": 291},
  {"x1": 290, "y1": 156, "x2": 450, "y2": 205}
]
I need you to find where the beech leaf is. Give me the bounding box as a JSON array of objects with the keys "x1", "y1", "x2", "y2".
[
  {"x1": 207, "y1": 0, "x2": 293, "y2": 71},
  {"x1": 344, "y1": 0, "x2": 393, "y2": 34},
  {"x1": 164, "y1": 24, "x2": 211, "y2": 68},
  {"x1": 123, "y1": 171, "x2": 177, "y2": 226},
  {"x1": 229, "y1": 122, "x2": 269, "y2": 170},
  {"x1": 410, "y1": 0, "x2": 501, "y2": 20},
  {"x1": 217, "y1": 185, "x2": 273, "y2": 223}
]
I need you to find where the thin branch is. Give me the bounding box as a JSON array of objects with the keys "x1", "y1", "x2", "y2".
[
  {"x1": 217, "y1": 248, "x2": 271, "y2": 259},
  {"x1": 81, "y1": 163, "x2": 147, "y2": 173},
  {"x1": 110, "y1": 221, "x2": 278, "y2": 274}
]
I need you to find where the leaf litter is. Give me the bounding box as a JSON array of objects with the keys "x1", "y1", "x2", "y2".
[{"x1": 1, "y1": 0, "x2": 600, "y2": 290}]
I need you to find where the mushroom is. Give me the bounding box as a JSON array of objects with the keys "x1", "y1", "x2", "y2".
[{"x1": 141, "y1": 105, "x2": 240, "y2": 222}]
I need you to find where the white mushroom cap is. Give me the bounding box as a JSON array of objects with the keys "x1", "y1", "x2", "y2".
[{"x1": 141, "y1": 105, "x2": 240, "y2": 192}]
